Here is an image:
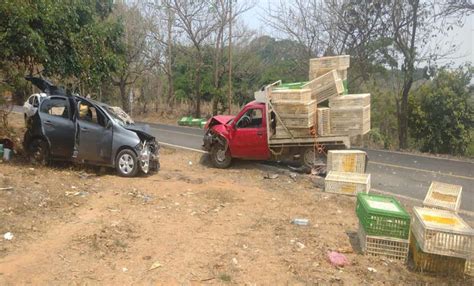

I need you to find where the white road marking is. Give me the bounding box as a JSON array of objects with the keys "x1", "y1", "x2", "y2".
[
  {"x1": 369, "y1": 161, "x2": 473, "y2": 181},
  {"x1": 160, "y1": 142, "x2": 208, "y2": 154},
  {"x1": 152, "y1": 127, "x2": 203, "y2": 138}
]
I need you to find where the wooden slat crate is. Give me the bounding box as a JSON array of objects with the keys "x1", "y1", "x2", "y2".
[
  {"x1": 279, "y1": 111, "x2": 316, "y2": 128},
  {"x1": 324, "y1": 171, "x2": 370, "y2": 196},
  {"x1": 269, "y1": 88, "x2": 312, "y2": 102},
  {"x1": 467, "y1": 260, "x2": 474, "y2": 276},
  {"x1": 411, "y1": 207, "x2": 474, "y2": 259},
  {"x1": 309, "y1": 68, "x2": 348, "y2": 82},
  {"x1": 309, "y1": 55, "x2": 350, "y2": 75},
  {"x1": 317, "y1": 107, "x2": 330, "y2": 136},
  {"x1": 329, "y1": 93, "x2": 371, "y2": 108},
  {"x1": 410, "y1": 233, "x2": 467, "y2": 275},
  {"x1": 423, "y1": 181, "x2": 462, "y2": 213},
  {"x1": 272, "y1": 127, "x2": 314, "y2": 139},
  {"x1": 358, "y1": 223, "x2": 409, "y2": 262},
  {"x1": 272, "y1": 100, "x2": 317, "y2": 115},
  {"x1": 330, "y1": 106, "x2": 371, "y2": 136},
  {"x1": 302, "y1": 70, "x2": 344, "y2": 103},
  {"x1": 327, "y1": 150, "x2": 367, "y2": 173}
]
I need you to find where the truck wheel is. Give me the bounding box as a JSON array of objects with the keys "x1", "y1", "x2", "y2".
[
  {"x1": 116, "y1": 149, "x2": 139, "y2": 177},
  {"x1": 301, "y1": 147, "x2": 326, "y2": 169},
  {"x1": 210, "y1": 144, "x2": 232, "y2": 168},
  {"x1": 28, "y1": 138, "x2": 49, "y2": 166}
]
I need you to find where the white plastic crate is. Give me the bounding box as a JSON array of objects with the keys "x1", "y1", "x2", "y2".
[
  {"x1": 358, "y1": 223, "x2": 409, "y2": 262},
  {"x1": 412, "y1": 207, "x2": 474, "y2": 259},
  {"x1": 324, "y1": 171, "x2": 370, "y2": 196},
  {"x1": 327, "y1": 150, "x2": 367, "y2": 173},
  {"x1": 423, "y1": 181, "x2": 462, "y2": 213}
]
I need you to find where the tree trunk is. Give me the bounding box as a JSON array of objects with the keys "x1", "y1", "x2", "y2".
[
  {"x1": 195, "y1": 62, "x2": 202, "y2": 118},
  {"x1": 212, "y1": 27, "x2": 224, "y2": 116},
  {"x1": 166, "y1": 6, "x2": 175, "y2": 107},
  {"x1": 397, "y1": 0, "x2": 419, "y2": 150},
  {"x1": 119, "y1": 82, "x2": 130, "y2": 113}
]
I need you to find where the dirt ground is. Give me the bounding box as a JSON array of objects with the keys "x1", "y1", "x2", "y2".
[{"x1": 0, "y1": 113, "x2": 473, "y2": 285}]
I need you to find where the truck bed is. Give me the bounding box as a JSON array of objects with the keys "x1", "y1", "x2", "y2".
[{"x1": 268, "y1": 135, "x2": 350, "y2": 148}]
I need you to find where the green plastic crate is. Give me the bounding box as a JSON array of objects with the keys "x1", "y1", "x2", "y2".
[
  {"x1": 189, "y1": 118, "x2": 205, "y2": 126},
  {"x1": 178, "y1": 116, "x2": 192, "y2": 126},
  {"x1": 356, "y1": 193, "x2": 410, "y2": 239},
  {"x1": 273, "y1": 81, "x2": 309, "y2": 90}
]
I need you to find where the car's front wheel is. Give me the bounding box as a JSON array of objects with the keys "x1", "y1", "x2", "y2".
[
  {"x1": 116, "y1": 149, "x2": 139, "y2": 177},
  {"x1": 210, "y1": 143, "x2": 232, "y2": 168}
]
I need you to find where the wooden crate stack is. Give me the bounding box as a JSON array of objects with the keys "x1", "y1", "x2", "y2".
[
  {"x1": 356, "y1": 193, "x2": 411, "y2": 262},
  {"x1": 410, "y1": 206, "x2": 473, "y2": 275},
  {"x1": 328, "y1": 94, "x2": 371, "y2": 136},
  {"x1": 411, "y1": 182, "x2": 472, "y2": 276},
  {"x1": 269, "y1": 88, "x2": 317, "y2": 138},
  {"x1": 324, "y1": 150, "x2": 370, "y2": 196}
]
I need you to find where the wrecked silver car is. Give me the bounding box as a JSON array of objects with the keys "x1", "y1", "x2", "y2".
[{"x1": 23, "y1": 77, "x2": 160, "y2": 177}]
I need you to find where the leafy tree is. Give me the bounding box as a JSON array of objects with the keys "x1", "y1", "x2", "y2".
[
  {"x1": 0, "y1": 0, "x2": 122, "y2": 102},
  {"x1": 408, "y1": 68, "x2": 473, "y2": 155}
]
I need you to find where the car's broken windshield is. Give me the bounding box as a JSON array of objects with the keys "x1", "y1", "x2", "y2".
[{"x1": 104, "y1": 106, "x2": 134, "y2": 126}]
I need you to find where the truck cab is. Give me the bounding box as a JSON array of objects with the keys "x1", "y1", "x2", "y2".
[{"x1": 203, "y1": 101, "x2": 271, "y2": 167}]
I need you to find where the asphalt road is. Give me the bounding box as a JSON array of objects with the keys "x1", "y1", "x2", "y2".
[{"x1": 144, "y1": 122, "x2": 474, "y2": 214}]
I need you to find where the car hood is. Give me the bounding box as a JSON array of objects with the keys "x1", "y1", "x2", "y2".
[
  {"x1": 124, "y1": 124, "x2": 156, "y2": 141},
  {"x1": 25, "y1": 76, "x2": 66, "y2": 96},
  {"x1": 212, "y1": 115, "x2": 235, "y2": 124}
]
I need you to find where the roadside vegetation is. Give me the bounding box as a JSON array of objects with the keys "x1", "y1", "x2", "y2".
[{"x1": 0, "y1": 0, "x2": 473, "y2": 156}]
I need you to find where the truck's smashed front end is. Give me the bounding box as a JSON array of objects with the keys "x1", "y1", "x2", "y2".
[{"x1": 202, "y1": 115, "x2": 234, "y2": 151}]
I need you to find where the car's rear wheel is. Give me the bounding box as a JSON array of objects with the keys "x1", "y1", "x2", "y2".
[
  {"x1": 210, "y1": 143, "x2": 232, "y2": 168},
  {"x1": 28, "y1": 138, "x2": 49, "y2": 166},
  {"x1": 116, "y1": 149, "x2": 139, "y2": 177}
]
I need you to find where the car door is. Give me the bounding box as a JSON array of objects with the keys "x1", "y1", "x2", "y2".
[
  {"x1": 39, "y1": 97, "x2": 75, "y2": 158},
  {"x1": 75, "y1": 99, "x2": 113, "y2": 163},
  {"x1": 229, "y1": 107, "x2": 269, "y2": 159}
]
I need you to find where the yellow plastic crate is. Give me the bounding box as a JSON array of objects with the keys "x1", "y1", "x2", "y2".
[
  {"x1": 423, "y1": 181, "x2": 462, "y2": 213},
  {"x1": 324, "y1": 171, "x2": 370, "y2": 196},
  {"x1": 412, "y1": 207, "x2": 473, "y2": 259},
  {"x1": 327, "y1": 150, "x2": 367, "y2": 173}
]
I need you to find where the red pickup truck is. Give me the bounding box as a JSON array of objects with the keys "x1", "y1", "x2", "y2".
[{"x1": 203, "y1": 100, "x2": 350, "y2": 168}]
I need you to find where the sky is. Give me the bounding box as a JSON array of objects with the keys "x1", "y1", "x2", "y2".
[{"x1": 241, "y1": 1, "x2": 473, "y2": 68}]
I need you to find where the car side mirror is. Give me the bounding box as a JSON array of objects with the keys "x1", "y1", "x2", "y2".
[{"x1": 106, "y1": 120, "x2": 113, "y2": 129}]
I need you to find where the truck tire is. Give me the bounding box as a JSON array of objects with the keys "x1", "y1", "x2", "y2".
[
  {"x1": 300, "y1": 147, "x2": 326, "y2": 169},
  {"x1": 210, "y1": 144, "x2": 232, "y2": 168},
  {"x1": 116, "y1": 149, "x2": 139, "y2": 177}
]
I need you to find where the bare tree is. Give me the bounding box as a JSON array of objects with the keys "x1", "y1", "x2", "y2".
[
  {"x1": 262, "y1": 0, "x2": 329, "y2": 59},
  {"x1": 168, "y1": 0, "x2": 221, "y2": 118},
  {"x1": 440, "y1": 0, "x2": 474, "y2": 17},
  {"x1": 111, "y1": 2, "x2": 154, "y2": 113}
]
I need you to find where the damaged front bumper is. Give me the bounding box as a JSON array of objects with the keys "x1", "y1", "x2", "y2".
[
  {"x1": 136, "y1": 140, "x2": 160, "y2": 174},
  {"x1": 203, "y1": 131, "x2": 214, "y2": 151}
]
